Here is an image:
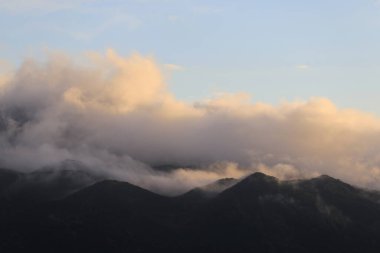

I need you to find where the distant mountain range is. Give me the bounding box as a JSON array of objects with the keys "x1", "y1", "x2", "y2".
[{"x1": 1, "y1": 168, "x2": 380, "y2": 252}]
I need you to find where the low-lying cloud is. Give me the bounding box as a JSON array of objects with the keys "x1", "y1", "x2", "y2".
[{"x1": 1, "y1": 50, "x2": 380, "y2": 194}]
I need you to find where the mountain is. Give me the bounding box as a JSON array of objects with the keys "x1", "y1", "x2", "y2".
[
  {"x1": 0, "y1": 168, "x2": 21, "y2": 193},
  {"x1": 0, "y1": 163, "x2": 101, "y2": 204},
  {"x1": 1, "y1": 171, "x2": 380, "y2": 253},
  {"x1": 178, "y1": 177, "x2": 238, "y2": 201},
  {"x1": 182, "y1": 173, "x2": 380, "y2": 252}
]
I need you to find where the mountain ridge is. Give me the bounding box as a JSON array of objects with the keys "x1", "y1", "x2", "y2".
[{"x1": 1, "y1": 170, "x2": 380, "y2": 252}]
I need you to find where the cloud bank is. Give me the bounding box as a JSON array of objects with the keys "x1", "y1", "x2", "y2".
[{"x1": 1, "y1": 50, "x2": 380, "y2": 194}]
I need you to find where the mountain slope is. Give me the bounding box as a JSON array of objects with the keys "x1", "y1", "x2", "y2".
[
  {"x1": 1, "y1": 171, "x2": 380, "y2": 253},
  {"x1": 0, "y1": 168, "x2": 21, "y2": 194},
  {"x1": 0, "y1": 165, "x2": 101, "y2": 204},
  {"x1": 181, "y1": 173, "x2": 380, "y2": 252}
]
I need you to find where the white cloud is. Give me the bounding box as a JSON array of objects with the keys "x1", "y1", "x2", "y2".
[
  {"x1": 164, "y1": 63, "x2": 184, "y2": 71},
  {"x1": 2, "y1": 50, "x2": 380, "y2": 194}
]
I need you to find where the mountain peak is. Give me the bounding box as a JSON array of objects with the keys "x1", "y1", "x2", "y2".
[
  {"x1": 219, "y1": 172, "x2": 279, "y2": 198},
  {"x1": 316, "y1": 174, "x2": 336, "y2": 181},
  {"x1": 65, "y1": 179, "x2": 166, "y2": 206},
  {"x1": 243, "y1": 172, "x2": 278, "y2": 183}
]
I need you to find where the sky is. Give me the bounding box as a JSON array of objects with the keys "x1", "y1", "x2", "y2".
[
  {"x1": 1, "y1": 0, "x2": 380, "y2": 114},
  {"x1": 2, "y1": 1, "x2": 380, "y2": 194}
]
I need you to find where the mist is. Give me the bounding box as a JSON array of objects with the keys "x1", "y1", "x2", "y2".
[{"x1": 1, "y1": 50, "x2": 380, "y2": 194}]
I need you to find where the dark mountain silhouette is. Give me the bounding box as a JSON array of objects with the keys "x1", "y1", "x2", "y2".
[
  {"x1": 1, "y1": 170, "x2": 380, "y2": 253},
  {"x1": 178, "y1": 177, "x2": 238, "y2": 200},
  {"x1": 0, "y1": 165, "x2": 100, "y2": 204},
  {"x1": 0, "y1": 168, "x2": 21, "y2": 193}
]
